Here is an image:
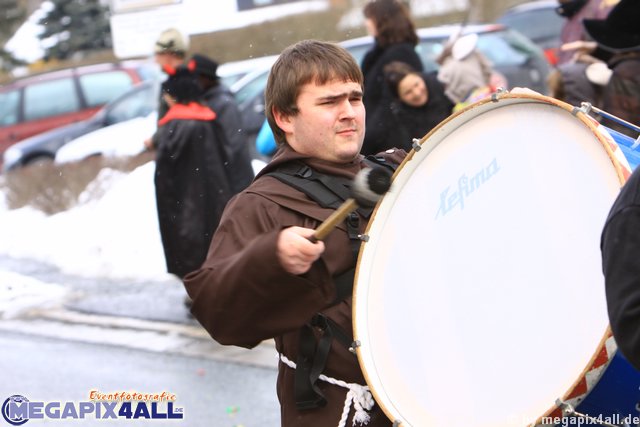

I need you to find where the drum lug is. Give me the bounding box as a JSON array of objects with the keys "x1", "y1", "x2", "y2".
[
  {"x1": 491, "y1": 87, "x2": 506, "y2": 102},
  {"x1": 392, "y1": 421, "x2": 403, "y2": 427},
  {"x1": 412, "y1": 138, "x2": 422, "y2": 152},
  {"x1": 573, "y1": 102, "x2": 593, "y2": 116},
  {"x1": 348, "y1": 340, "x2": 361, "y2": 354},
  {"x1": 357, "y1": 234, "x2": 369, "y2": 242}
]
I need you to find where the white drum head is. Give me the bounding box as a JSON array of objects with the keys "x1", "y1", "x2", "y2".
[{"x1": 353, "y1": 93, "x2": 627, "y2": 427}]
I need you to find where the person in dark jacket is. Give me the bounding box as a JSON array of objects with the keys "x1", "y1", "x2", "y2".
[
  {"x1": 598, "y1": 0, "x2": 640, "y2": 371},
  {"x1": 154, "y1": 64, "x2": 233, "y2": 279},
  {"x1": 191, "y1": 53, "x2": 254, "y2": 193},
  {"x1": 365, "y1": 61, "x2": 453, "y2": 153},
  {"x1": 584, "y1": 0, "x2": 640, "y2": 138},
  {"x1": 360, "y1": 0, "x2": 423, "y2": 155},
  {"x1": 556, "y1": 0, "x2": 618, "y2": 65},
  {"x1": 184, "y1": 40, "x2": 405, "y2": 426}
]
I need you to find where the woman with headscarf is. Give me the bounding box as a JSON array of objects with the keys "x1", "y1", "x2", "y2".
[{"x1": 365, "y1": 61, "x2": 453, "y2": 153}]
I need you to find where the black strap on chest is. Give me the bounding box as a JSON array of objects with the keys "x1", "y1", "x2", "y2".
[{"x1": 265, "y1": 157, "x2": 398, "y2": 411}]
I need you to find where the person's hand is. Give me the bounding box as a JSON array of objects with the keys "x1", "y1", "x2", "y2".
[
  {"x1": 143, "y1": 137, "x2": 155, "y2": 151},
  {"x1": 561, "y1": 40, "x2": 599, "y2": 63},
  {"x1": 510, "y1": 87, "x2": 542, "y2": 96},
  {"x1": 277, "y1": 226, "x2": 325, "y2": 275}
]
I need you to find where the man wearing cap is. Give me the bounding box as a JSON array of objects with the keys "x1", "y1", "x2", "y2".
[
  {"x1": 144, "y1": 28, "x2": 190, "y2": 151},
  {"x1": 191, "y1": 53, "x2": 254, "y2": 193},
  {"x1": 597, "y1": 0, "x2": 640, "y2": 372},
  {"x1": 154, "y1": 28, "x2": 190, "y2": 119}
]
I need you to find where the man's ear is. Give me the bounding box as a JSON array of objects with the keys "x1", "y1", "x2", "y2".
[{"x1": 273, "y1": 107, "x2": 293, "y2": 134}]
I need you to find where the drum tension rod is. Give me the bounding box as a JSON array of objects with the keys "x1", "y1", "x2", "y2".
[
  {"x1": 411, "y1": 138, "x2": 422, "y2": 152},
  {"x1": 348, "y1": 340, "x2": 361, "y2": 354},
  {"x1": 579, "y1": 102, "x2": 640, "y2": 148},
  {"x1": 555, "y1": 399, "x2": 618, "y2": 427}
]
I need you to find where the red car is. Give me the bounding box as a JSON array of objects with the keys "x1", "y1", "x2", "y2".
[{"x1": 0, "y1": 61, "x2": 159, "y2": 166}]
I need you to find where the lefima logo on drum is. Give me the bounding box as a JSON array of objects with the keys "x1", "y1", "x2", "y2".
[{"x1": 435, "y1": 157, "x2": 500, "y2": 219}]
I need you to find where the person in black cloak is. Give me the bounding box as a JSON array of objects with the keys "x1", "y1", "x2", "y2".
[
  {"x1": 191, "y1": 53, "x2": 255, "y2": 193},
  {"x1": 154, "y1": 62, "x2": 233, "y2": 278}
]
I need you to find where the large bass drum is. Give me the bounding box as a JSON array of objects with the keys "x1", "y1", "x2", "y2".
[{"x1": 353, "y1": 92, "x2": 640, "y2": 427}]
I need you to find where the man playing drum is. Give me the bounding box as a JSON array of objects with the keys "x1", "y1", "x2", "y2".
[{"x1": 183, "y1": 40, "x2": 405, "y2": 426}]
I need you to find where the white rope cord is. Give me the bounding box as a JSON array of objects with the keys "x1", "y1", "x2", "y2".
[{"x1": 279, "y1": 353, "x2": 375, "y2": 427}]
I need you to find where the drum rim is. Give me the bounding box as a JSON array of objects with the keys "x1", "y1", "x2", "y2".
[{"x1": 352, "y1": 91, "x2": 631, "y2": 426}]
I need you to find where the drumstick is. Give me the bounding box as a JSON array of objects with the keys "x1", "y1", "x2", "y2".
[{"x1": 310, "y1": 166, "x2": 392, "y2": 242}]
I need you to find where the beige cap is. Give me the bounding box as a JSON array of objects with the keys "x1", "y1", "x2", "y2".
[{"x1": 154, "y1": 28, "x2": 189, "y2": 55}]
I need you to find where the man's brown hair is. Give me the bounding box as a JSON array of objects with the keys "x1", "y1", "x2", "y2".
[{"x1": 264, "y1": 40, "x2": 364, "y2": 146}]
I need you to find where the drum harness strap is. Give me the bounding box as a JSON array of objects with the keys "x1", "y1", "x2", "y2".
[{"x1": 265, "y1": 156, "x2": 397, "y2": 426}]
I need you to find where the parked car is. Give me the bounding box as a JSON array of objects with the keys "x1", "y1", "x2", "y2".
[
  {"x1": 53, "y1": 57, "x2": 281, "y2": 169},
  {"x1": 54, "y1": 112, "x2": 158, "y2": 165},
  {"x1": 0, "y1": 61, "x2": 160, "y2": 165},
  {"x1": 55, "y1": 111, "x2": 268, "y2": 177},
  {"x1": 218, "y1": 54, "x2": 278, "y2": 88},
  {"x1": 342, "y1": 23, "x2": 552, "y2": 95},
  {"x1": 228, "y1": 57, "x2": 278, "y2": 152},
  {"x1": 496, "y1": 0, "x2": 564, "y2": 66},
  {"x1": 2, "y1": 78, "x2": 161, "y2": 172}
]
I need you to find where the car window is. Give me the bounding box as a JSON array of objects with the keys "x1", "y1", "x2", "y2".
[
  {"x1": 498, "y1": 8, "x2": 564, "y2": 44},
  {"x1": 133, "y1": 63, "x2": 162, "y2": 82},
  {"x1": 234, "y1": 70, "x2": 269, "y2": 106},
  {"x1": 479, "y1": 29, "x2": 540, "y2": 67},
  {"x1": 79, "y1": 71, "x2": 135, "y2": 107},
  {"x1": 345, "y1": 44, "x2": 370, "y2": 67},
  {"x1": 105, "y1": 83, "x2": 157, "y2": 125},
  {"x1": 415, "y1": 38, "x2": 447, "y2": 73},
  {"x1": 0, "y1": 90, "x2": 20, "y2": 126},
  {"x1": 23, "y1": 77, "x2": 79, "y2": 121}
]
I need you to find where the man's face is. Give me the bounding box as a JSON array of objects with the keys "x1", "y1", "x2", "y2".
[
  {"x1": 276, "y1": 79, "x2": 365, "y2": 163},
  {"x1": 154, "y1": 52, "x2": 183, "y2": 68}
]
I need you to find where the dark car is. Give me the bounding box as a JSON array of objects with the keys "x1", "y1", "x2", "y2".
[
  {"x1": 341, "y1": 23, "x2": 552, "y2": 95},
  {"x1": 0, "y1": 61, "x2": 160, "y2": 165},
  {"x1": 2, "y1": 78, "x2": 161, "y2": 172},
  {"x1": 496, "y1": 0, "x2": 564, "y2": 66}
]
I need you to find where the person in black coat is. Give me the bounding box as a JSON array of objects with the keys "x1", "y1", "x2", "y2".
[
  {"x1": 154, "y1": 64, "x2": 233, "y2": 278},
  {"x1": 598, "y1": 0, "x2": 640, "y2": 371},
  {"x1": 191, "y1": 54, "x2": 254, "y2": 193},
  {"x1": 365, "y1": 61, "x2": 453, "y2": 153},
  {"x1": 360, "y1": 0, "x2": 423, "y2": 155}
]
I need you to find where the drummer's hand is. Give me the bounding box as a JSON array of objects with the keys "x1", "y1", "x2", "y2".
[
  {"x1": 510, "y1": 87, "x2": 541, "y2": 96},
  {"x1": 277, "y1": 226, "x2": 325, "y2": 275}
]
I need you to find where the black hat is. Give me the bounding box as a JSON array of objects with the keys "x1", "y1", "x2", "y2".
[
  {"x1": 583, "y1": 0, "x2": 640, "y2": 52},
  {"x1": 161, "y1": 64, "x2": 201, "y2": 103},
  {"x1": 191, "y1": 54, "x2": 219, "y2": 81}
]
